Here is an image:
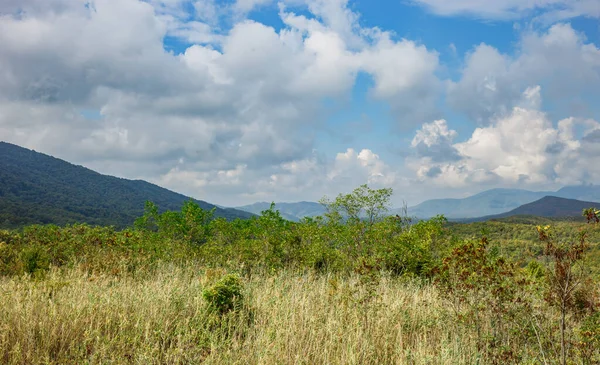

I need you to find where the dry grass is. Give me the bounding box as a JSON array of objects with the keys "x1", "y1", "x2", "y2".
[{"x1": 0, "y1": 264, "x2": 507, "y2": 364}]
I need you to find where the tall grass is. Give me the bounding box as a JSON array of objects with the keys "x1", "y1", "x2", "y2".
[{"x1": 0, "y1": 264, "x2": 509, "y2": 365}]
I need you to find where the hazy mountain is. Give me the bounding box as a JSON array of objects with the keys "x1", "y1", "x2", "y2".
[
  {"x1": 464, "y1": 196, "x2": 600, "y2": 222},
  {"x1": 553, "y1": 185, "x2": 600, "y2": 202},
  {"x1": 235, "y1": 201, "x2": 326, "y2": 222},
  {"x1": 406, "y1": 186, "x2": 600, "y2": 219},
  {"x1": 0, "y1": 142, "x2": 254, "y2": 228},
  {"x1": 403, "y1": 188, "x2": 552, "y2": 219},
  {"x1": 235, "y1": 185, "x2": 600, "y2": 222}
]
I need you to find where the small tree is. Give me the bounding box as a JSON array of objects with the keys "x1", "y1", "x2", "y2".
[
  {"x1": 319, "y1": 184, "x2": 393, "y2": 226},
  {"x1": 537, "y1": 207, "x2": 599, "y2": 365},
  {"x1": 319, "y1": 185, "x2": 393, "y2": 257},
  {"x1": 134, "y1": 200, "x2": 215, "y2": 244}
]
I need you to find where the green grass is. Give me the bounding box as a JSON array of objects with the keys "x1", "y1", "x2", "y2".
[{"x1": 1, "y1": 210, "x2": 600, "y2": 364}]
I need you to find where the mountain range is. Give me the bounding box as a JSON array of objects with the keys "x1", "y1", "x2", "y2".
[
  {"x1": 235, "y1": 201, "x2": 325, "y2": 221},
  {"x1": 459, "y1": 196, "x2": 600, "y2": 223},
  {"x1": 0, "y1": 142, "x2": 253, "y2": 228},
  {"x1": 235, "y1": 187, "x2": 600, "y2": 222},
  {"x1": 2, "y1": 141, "x2": 599, "y2": 228},
  {"x1": 404, "y1": 186, "x2": 600, "y2": 219}
]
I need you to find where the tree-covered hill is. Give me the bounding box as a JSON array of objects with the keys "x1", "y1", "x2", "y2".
[
  {"x1": 0, "y1": 142, "x2": 254, "y2": 228},
  {"x1": 461, "y1": 196, "x2": 600, "y2": 223},
  {"x1": 404, "y1": 186, "x2": 600, "y2": 219}
]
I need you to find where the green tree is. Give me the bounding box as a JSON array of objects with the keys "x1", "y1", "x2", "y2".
[
  {"x1": 319, "y1": 184, "x2": 393, "y2": 226},
  {"x1": 536, "y1": 207, "x2": 599, "y2": 365},
  {"x1": 134, "y1": 200, "x2": 215, "y2": 244}
]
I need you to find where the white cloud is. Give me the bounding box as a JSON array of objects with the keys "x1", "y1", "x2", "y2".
[
  {"x1": 1, "y1": 0, "x2": 597, "y2": 207},
  {"x1": 411, "y1": 119, "x2": 457, "y2": 148},
  {"x1": 410, "y1": 86, "x2": 600, "y2": 189},
  {"x1": 329, "y1": 148, "x2": 397, "y2": 186},
  {"x1": 410, "y1": 0, "x2": 600, "y2": 21},
  {"x1": 146, "y1": 147, "x2": 405, "y2": 205},
  {"x1": 449, "y1": 23, "x2": 600, "y2": 123},
  {"x1": 410, "y1": 119, "x2": 461, "y2": 162},
  {"x1": 0, "y1": 0, "x2": 440, "y2": 206}
]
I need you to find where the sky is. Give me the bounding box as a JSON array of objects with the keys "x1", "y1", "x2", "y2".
[{"x1": 0, "y1": 0, "x2": 599, "y2": 208}]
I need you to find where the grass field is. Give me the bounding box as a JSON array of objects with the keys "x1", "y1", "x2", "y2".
[
  {"x1": 1, "y1": 202, "x2": 600, "y2": 364},
  {"x1": 0, "y1": 264, "x2": 551, "y2": 365}
]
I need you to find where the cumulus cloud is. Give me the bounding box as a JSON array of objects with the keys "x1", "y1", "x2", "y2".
[
  {"x1": 409, "y1": 86, "x2": 600, "y2": 190},
  {"x1": 1, "y1": 0, "x2": 597, "y2": 207},
  {"x1": 0, "y1": 0, "x2": 441, "y2": 205},
  {"x1": 146, "y1": 147, "x2": 404, "y2": 205},
  {"x1": 449, "y1": 23, "x2": 600, "y2": 123},
  {"x1": 411, "y1": 119, "x2": 461, "y2": 162}
]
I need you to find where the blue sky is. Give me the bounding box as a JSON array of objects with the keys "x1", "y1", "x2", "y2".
[{"x1": 0, "y1": 0, "x2": 599, "y2": 206}]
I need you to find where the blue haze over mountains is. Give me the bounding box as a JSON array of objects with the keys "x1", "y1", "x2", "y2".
[{"x1": 236, "y1": 186, "x2": 600, "y2": 221}]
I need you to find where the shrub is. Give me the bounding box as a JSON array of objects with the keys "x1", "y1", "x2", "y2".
[
  {"x1": 21, "y1": 245, "x2": 51, "y2": 276},
  {"x1": 202, "y1": 274, "x2": 244, "y2": 314}
]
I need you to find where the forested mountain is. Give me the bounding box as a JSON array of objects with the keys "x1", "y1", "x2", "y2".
[
  {"x1": 404, "y1": 186, "x2": 600, "y2": 219},
  {"x1": 462, "y1": 196, "x2": 600, "y2": 222},
  {"x1": 0, "y1": 142, "x2": 254, "y2": 228}
]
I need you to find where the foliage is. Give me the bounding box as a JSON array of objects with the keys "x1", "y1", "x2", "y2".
[
  {"x1": 535, "y1": 207, "x2": 599, "y2": 365},
  {"x1": 2, "y1": 184, "x2": 600, "y2": 364},
  {"x1": 319, "y1": 184, "x2": 393, "y2": 225},
  {"x1": 135, "y1": 200, "x2": 215, "y2": 244},
  {"x1": 202, "y1": 274, "x2": 245, "y2": 314},
  {"x1": 434, "y1": 236, "x2": 535, "y2": 364}
]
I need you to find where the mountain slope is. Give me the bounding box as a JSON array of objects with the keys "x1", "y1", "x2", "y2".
[
  {"x1": 0, "y1": 142, "x2": 254, "y2": 228},
  {"x1": 466, "y1": 196, "x2": 600, "y2": 222},
  {"x1": 236, "y1": 201, "x2": 326, "y2": 222},
  {"x1": 406, "y1": 186, "x2": 600, "y2": 219},
  {"x1": 553, "y1": 185, "x2": 600, "y2": 202},
  {"x1": 404, "y1": 188, "x2": 552, "y2": 219}
]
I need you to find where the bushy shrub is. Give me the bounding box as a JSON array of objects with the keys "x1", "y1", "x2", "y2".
[
  {"x1": 202, "y1": 274, "x2": 244, "y2": 314},
  {"x1": 21, "y1": 245, "x2": 50, "y2": 276}
]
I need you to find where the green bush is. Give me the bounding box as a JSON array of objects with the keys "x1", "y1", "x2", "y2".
[
  {"x1": 202, "y1": 274, "x2": 244, "y2": 314},
  {"x1": 21, "y1": 245, "x2": 50, "y2": 275}
]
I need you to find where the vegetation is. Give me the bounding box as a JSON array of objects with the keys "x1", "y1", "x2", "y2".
[
  {"x1": 0, "y1": 142, "x2": 253, "y2": 229},
  {"x1": 1, "y1": 184, "x2": 600, "y2": 364}
]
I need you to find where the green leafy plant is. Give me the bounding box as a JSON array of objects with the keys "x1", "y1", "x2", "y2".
[
  {"x1": 435, "y1": 235, "x2": 534, "y2": 363},
  {"x1": 202, "y1": 274, "x2": 244, "y2": 314},
  {"x1": 535, "y1": 207, "x2": 599, "y2": 365}
]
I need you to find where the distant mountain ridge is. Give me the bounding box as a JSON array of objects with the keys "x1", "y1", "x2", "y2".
[
  {"x1": 0, "y1": 142, "x2": 254, "y2": 228},
  {"x1": 404, "y1": 186, "x2": 600, "y2": 219},
  {"x1": 463, "y1": 196, "x2": 600, "y2": 222},
  {"x1": 235, "y1": 185, "x2": 600, "y2": 222},
  {"x1": 235, "y1": 201, "x2": 326, "y2": 222}
]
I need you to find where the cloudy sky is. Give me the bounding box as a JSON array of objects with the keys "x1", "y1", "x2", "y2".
[{"x1": 1, "y1": 0, "x2": 599, "y2": 207}]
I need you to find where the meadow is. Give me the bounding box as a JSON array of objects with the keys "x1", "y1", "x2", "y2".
[{"x1": 1, "y1": 186, "x2": 600, "y2": 364}]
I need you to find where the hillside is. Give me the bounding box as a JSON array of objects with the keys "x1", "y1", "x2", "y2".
[
  {"x1": 236, "y1": 201, "x2": 326, "y2": 222},
  {"x1": 0, "y1": 142, "x2": 254, "y2": 228},
  {"x1": 464, "y1": 196, "x2": 600, "y2": 222},
  {"x1": 234, "y1": 186, "x2": 600, "y2": 222},
  {"x1": 403, "y1": 188, "x2": 551, "y2": 219},
  {"x1": 554, "y1": 185, "x2": 600, "y2": 202},
  {"x1": 406, "y1": 186, "x2": 600, "y2": 219}
]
